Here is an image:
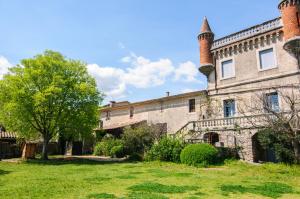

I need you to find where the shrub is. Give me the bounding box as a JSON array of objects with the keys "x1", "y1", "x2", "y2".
[
  {"x1": 128, "y1": 152, "x2": 144, "y2": 161},
  {"x1": 94, "y1": 129, "x2": 107, "y2": 142},
  {"x1": 94, "y1": 142, "x2": 108, "y2": 156},
  {"x1": 145, "y1": 137, "x2": 185, "y2": 163},
  {"x1": 93, "y1": 138, "x2": 123, "y2": 157},
  {"x1": 180, "y1": 143, "x2": 218, "y2": 167},
  {"x1": 110, "y1": 145, "x2": 125, "y2": 158},
  {"x1": 121, "y1": 124, "x2": 155, "y2": 157},
  {"x1": 257, "y1": 128, "x2": 295, "y2": 164},
  {"x1": 217, "y1": 147, "x2": 239, "y2": 162}
]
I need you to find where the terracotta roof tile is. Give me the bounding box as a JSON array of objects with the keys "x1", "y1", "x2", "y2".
[
  {"x1": 201, "y1": 17, "x2": 212, "y2": 33},
  {"x1": 0, "y1": 131, "x2": 17, "y2": 139}
]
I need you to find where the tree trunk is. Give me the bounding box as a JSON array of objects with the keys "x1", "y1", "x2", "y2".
[
  {"x1": 292, "y1": 139, "x2": 300, "y2": 164},
  {"x1": 41, "y1": 137, "x2": 49, "y2": 160}
]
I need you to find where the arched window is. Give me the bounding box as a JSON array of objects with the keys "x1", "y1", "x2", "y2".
[{"x1": 203, "y1": 132, "x2": 219, "y2": 146}]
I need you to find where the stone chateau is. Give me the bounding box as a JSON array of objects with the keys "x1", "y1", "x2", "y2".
[{"x1": 99, "y1": 0, "x2": 300, "y2": 162}]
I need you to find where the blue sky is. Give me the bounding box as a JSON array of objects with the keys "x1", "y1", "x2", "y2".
[{"x1": 0, "y1": 0, "x2": 279, "y2": 104}]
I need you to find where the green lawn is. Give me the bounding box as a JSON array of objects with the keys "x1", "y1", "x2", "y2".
[{"x1": 0, "y1": 158, "x2": 299, "y2": 199}]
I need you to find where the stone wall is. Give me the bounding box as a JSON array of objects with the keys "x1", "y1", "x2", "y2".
[
  {"x1": 195, "y1": 129, "x2": 258, "y2": 162},
  {"x1": 209, "y1": 32, "x2": 299, "y2": 93},
  {"x1": 101, "y1": 93, "x2": 206, "y2": 134}
]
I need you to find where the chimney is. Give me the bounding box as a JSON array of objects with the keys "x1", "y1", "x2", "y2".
[
  {"x1": 166, "y1": 91, "x2": 170, "y2": 97},
  {"x1": 109, "y1": 101, "x2": 116, "y2": 107}
]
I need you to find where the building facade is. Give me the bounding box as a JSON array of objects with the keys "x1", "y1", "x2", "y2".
[
  {"x1": 100, "y1": 91, "x2": 206, "y2": 135},
  {"x1": 100, "y1": 1, "x2": 300, "y2": 162}
]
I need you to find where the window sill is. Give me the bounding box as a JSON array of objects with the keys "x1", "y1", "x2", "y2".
[
  {"x1": 258, "y1": 66, "x2": 278, "y2": 72},
  {"x1": 220, "y1": 76, "x2": 236, "y2": 81},
  {"x1": 188, "y1": 111, "x2": 196, "y2": 114}
]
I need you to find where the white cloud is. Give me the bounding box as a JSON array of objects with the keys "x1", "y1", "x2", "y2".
[
  {"x1": 181, "y1": 88, "x2": 197, "y2": 93},
  {"x1": 87, "y1": 64, "x2": 126, "y2": 99},
  {"x1": 120, "y1": 56, "x2": 131, "y2": 63},
  {"x1": 123, "y1": 54, "x2": 175, "y2": 88},
  {"x1": 88, "y1": 53, "x2": 200, "y2": 100},
  {"x1": 0, "y1": 56, "x2": 12, "y2": 79},
  {"x1": 174, "y1": 61, "x2": 200, "y2": 83}
]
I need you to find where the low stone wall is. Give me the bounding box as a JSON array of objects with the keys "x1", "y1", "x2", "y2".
[{"x1": 216, "y1": 129, "x2": 258, "y2": 162}]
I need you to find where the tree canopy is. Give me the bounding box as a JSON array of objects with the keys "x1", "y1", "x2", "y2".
[{"x1": 0, "y1": 50, "x2": 102, "y2": 159}]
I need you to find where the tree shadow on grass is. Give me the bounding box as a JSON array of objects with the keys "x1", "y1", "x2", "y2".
[
  {"x1": 87, "y1": 192, "x2": 169, "y2": 199},
  {"x1": 128, "y1": 182, "x2": 198, "y2": 194},
  {"x1": 220, "y1": 182, "x2": 295, "y2": 198},
  {"x1": 25, "y1": 157, "x2": 137, "y2": 166},
  {"x1": 0, "y1": 169, "x2": 11, "y2": 175},
  {"x1": 116, "y1": 175, "x2": 137, "y2": 179},
  {"x1": 84, "y1": 176, "x2": 112, "y2": 184},
  {"x1": 147, "y1": 169, "x2": 193, "y2": 178},
  {"x1": 87, "y1": 193, "x2": 117, "y2": 199},
  {"x1": 128, "y1": 171, "x2": 144, "y2": 175},
  {"x1": 127, "y1": 192, "x2": 168, "y2": 199}
]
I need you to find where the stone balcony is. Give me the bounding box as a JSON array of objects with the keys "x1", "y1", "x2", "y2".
[
  {"x1": 211, "y1": 18, "x2": 282, "y2": 50},
  {"x1": 174, "y1": 112, "x2": 295, "y2": 138}
]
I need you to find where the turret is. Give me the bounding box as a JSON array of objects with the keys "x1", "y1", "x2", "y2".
[
  {"x1": 198, "y1": 17, "x2": 214, "y2": 76},
  {"x1": 279, "y1": 0, "x2": 300, "y2": 65}
]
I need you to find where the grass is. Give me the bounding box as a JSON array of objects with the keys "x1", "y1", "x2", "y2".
[
  {"x1": 128, "y1": 182, "x2": 198, "y2": 193},
  {"x1": 87, "y1": 193, "x2": 117, "y2": 199},
  {"x1": 0, "y1": 158, "x2": 299, "y2": 199},
  {"x1": 220, "y1": 182, "x2": 294, "y2": 198}
]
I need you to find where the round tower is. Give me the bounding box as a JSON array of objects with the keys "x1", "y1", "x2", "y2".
[
  {"x1": 198, "y1": 17, "x2": 214, "y2": 77},
  {"x1": 279, "y1": 0, "x2": 300, "y2": 64}
]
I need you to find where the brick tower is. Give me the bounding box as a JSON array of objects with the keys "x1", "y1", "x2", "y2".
[
  {"x1": 279, "y1": 0, "x2": 300, "y2": 65},
  {"x1": 198, "y1": 17, "x2": 214, "y2": 76}
]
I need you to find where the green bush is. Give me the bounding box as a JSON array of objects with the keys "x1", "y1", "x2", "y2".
[
  {"x1": 94, "y1": 129, "x2": 107, "y2": 142},
  {"x1": 110, "y1": 145, "x2": 125, "y2": 158},
  {"x1": 121, "y1": 124, "x2": 155, "y2": 157},
  {"x1": 217, "y1": 147, "x2": 239, "y2": 162},
  {"x1": 145, "y1": 137, "x2": 185, "y2": 163},
  {"x1": 93, "y1": 138, "x2": 123, "y2": 157},
  {"x1": 94, "y1": 142, "x2": 108, "y2": 156},
  {"x1": 128, "y1": 152, "x2": 144, "y2": 161},
  {"x1": 180, "y1": 143, "x2": 218, "y2": 167},
  {"x1": 257, "y1": 128, "x2": 295, "y2": 164}
]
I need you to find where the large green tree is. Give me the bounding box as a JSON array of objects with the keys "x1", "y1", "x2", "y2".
[{"x1": 0, "y1": 50, "x2": 102, "y2": 159}]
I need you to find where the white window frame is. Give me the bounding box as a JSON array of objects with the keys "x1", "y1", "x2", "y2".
[
  {"x1": 223, "y1": 99, "x2": 236, "y2": 118},
  {"x1": 264, "y1": 92, "x2": 281, "y2": 112},
  {"x1": 219, "y1": 57, "x2": 235, "y2": 80},
  {"x1": 256, "y1": 46, "x2": 278, "y2": 71}
]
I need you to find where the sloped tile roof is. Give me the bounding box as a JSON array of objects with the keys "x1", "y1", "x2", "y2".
[{"x1": 0, "y1": 131, "x2": 17, "y2": 139}]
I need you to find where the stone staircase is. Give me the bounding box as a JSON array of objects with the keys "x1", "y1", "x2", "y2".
[{"x1": 171, "y1": 113, "x2": 278, "y2": 142}]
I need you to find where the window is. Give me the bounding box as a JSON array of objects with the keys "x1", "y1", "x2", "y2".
[
  {"x1": 99, "y1": 120, "x2": 103, "y2": 128},
  {"x1": 221, "y1": 59, "x2": 235, "y2": 79},
  {"x1": 203, "y1": 132, "x2": 220, "y2": 146},
  {"x1": 189, "y1": 99, "x2": 196, "y2": 113},
  {"x1": 259, "y1": 48, "x2": 276, "y2": 70},
  {"x1": 160, "y1": 102, "x2": 164, "y2": 112},
  {"x1": 130, "y1": 107, "x2": 134, "y2": 118},
  {"x1": 224, "y1": 100, "x2": 235, "y2": 117},
  {"x1": 106, "y1": 111, "x2": 110, "y2": 120},
  {"x1": 264, "y1": 92, "x2": 279, "y2": 112}
]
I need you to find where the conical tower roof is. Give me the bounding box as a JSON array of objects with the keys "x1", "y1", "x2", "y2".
[{"x1": 201, "y1": 17, "x2": 212, "y2": 33}]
